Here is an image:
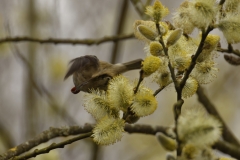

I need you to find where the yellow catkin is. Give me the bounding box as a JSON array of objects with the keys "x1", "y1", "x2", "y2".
[
  {"x1": 108, "y1": 75, "x2": 134, "y2": 113},
  {"x1": 142, "y1": 56, "x2": 161, "y2": 76},
  {"x1": 145, "y1": 0, "x2": 169, "y2": 22},
  {"x1": 166, "y1": 28, "x2": 183, "y2": 47},
  {"x1": 92, "y1": 116, "x2": 125, "y2": 145},
  {"x1": 149, "y1": 41, "x2": 163, "y2": 56},
  {"x1": 157, "y1": 133, "x2": 177, "y2": 151},
  {"x1": 137, "y1": 25, "x2": 158, "y2": 41},
  {"x1": 131, "y1": 88, "x2": 157, "y2": 117}
]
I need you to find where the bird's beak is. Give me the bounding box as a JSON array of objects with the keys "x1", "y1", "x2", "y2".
[
  {"x1": 71, "y1": 87, "x2": 80, "y2": 94},
  {"x1": 72, "y1": 81, "x2": 89, "y2": 94}
]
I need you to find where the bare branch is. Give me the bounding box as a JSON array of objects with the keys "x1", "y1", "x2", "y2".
[
  {"x1": 217, "y1": 45, "x2": 240, "y2": 57},
  {"x1": 0, "y1": 124, "x2": 168, "y2": 160},
  {"x1": 1, "y1": 124, "x2": 239, "y2": 160},
  {"x1": 214, "y1": 140, "x2": 240, "y2": 159},
  {"x1": 0, "y1": 34, "x2": 134, "y2": 45},
  {"x1": 12, "y1": 132, "x2": 92, "y2": 160},
  {"x1": 0, "y1": 124, "x2": 93, "y2": 160}
]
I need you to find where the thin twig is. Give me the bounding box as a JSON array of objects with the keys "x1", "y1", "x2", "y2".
[
  {"x1": 0, "y1": 33, "x2": 134, "y2": 45},
  {"x1": 134, "y1": 70, "x2": 144, "y2": 94},
  {"x1": 217, "y1": 46, "x2": 240, "y2": 57},
  {"x1": 153, "y1": 81, "x2": 172, "y2": 97},
  {"x1": 197, "y1": 86, "x2": 240, "y2": 147}
]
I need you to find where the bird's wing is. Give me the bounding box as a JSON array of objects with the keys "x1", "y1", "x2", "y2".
[{"x1": 64, "y1": 55, "x2": 100, "y2": 80}]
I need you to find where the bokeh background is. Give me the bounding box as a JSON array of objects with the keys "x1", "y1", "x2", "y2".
[{"x1": 0, "y1": 0, "x2": 239, "y2": 159}]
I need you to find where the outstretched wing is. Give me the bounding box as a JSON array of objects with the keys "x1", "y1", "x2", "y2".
[{"x1": 64, "y1": 55, "x2": 100, "y2": 80}]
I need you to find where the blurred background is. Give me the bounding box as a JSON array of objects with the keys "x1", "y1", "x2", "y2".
[{"x1": 0, "y1": 0, "x2": 239, "y2": 159}]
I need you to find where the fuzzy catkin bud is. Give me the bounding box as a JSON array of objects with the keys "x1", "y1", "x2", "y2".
[
  {"x1": 190, "y1": 0, "x2": 218, "y2": 29},
  {"x1": 203, "y1": 34, "x2": 220, "y2": 51},
  {"x1": 83, "y1": 90, "x2": 119, "y2": 120},
  {"x1": 224, "y1": 0, "x2": 240, "y2": 14},
  {"x1": 166, "y1": 29, "x2": 183, "y2": 47},
  {"x1": 142, "y1": 56, "x2": 161, "y2": 76},
  {"x1": 182, "y1": 76, "x2": 198, "y2": 98},
  {"x1": 108, "y1": 75, "x2": 134, "y2": 113},
  {"x1": 218, "y1": 14, "x2": 240, "y2": 43},
  {"x1": 157, "y1": 133, "x2": 177, "y2": 151},
  {"x1": 191, "y1": 61, "x2": 218, "y2": 84},
  {"x1": 145, "y1": 0, "x2": 169, "y2": 22},
  {"x1": 92, "y1": 116, "x2": 125, "y2": 145},
  {"x1": 131, "y1": 88, "x2": 157, "y2": 117},
  {"x1": 137, "y1": 25, "x2": 158, "y2": 41},
  {"x1": 173, "y1": 1, "x2": 195, "y2": 34},
  {"x1": 149, "y1": 41, "x2": 163, "y2": 56},
  {"x1": 178, "y1": 109, "x2": 222, "y2": 147}
]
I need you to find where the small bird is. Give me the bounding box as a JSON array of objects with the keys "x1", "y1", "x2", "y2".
[{"x1": 64, "y1": 55, "x2": 143, "y2": 94}]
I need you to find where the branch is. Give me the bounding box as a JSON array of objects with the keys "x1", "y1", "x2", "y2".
[
  {"x1": 178, "y1": 26, "x2": 213, "y2": 99},
  {"x1": 217, "y1": 44, "x2": 240, "y2": 57},
  {"x1": 0, "y1": 124, "x2": 168, "y2": 160},
  {"x1": 196, "y1": 86, "x2": 240, "y2": 147},
  {"x1": 219, "y1": 0, "x2": 226, "y2": 5},
  {"x1": 214, "y1": 140, "x2": 240, "y2": 159},
  {"x1": 11, "y1": 132, "x2": 92, "y2": 160},
  {"x1": 1, "y1": 124, "x2": 240, "y2": 160},
  {"x1": 0, "y1": 124, "x2": 93, "y2": 160},
  {"x1": 0, "y1": 33, "x2": 134, "y2": 45},
  {"x1": 153, "y1": 81, "x2": 172, "y2": 97}
]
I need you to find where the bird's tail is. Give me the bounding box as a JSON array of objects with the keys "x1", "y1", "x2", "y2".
[{"x1": 122, "y1": 59, "x2": 143, "y2": 70}]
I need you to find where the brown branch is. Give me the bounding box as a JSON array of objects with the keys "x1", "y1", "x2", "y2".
[
  {"x1": 1, "y1": 124, "x2": 239, "y2": 160},
  {"x1": 153, "y1": 81, "x2": 172, "y2": 97},
  {"x1": 219, "y1": 0, "x2": 226, "y2": 5},
  {"x1": 125, "y1": 124, "x2": 169, "y2": 135},
  {"x1": 0, "y1": 124, "x2": 93, "y2": 160},
  {"x1": 0, "y1": 33, "x2": 134, "y2": 45},
  {"x1": 214, "y1": 140, "x2": 240, "y2": 159},
  {"x1": 217, "y1": 44, "x2": 240, "y2": 57},
  {"x1": 0, "y1": 124, "x2": 168, "y2": 160},
  {"x1": 11, "y1": 132, "x2": 92, "y2": 160},
  {"x1": 134, "y1": 70, "x2": 144, "y2": 94},
  {"x1": 197, "y1": 86, "x2": 240, "y2": 147}
]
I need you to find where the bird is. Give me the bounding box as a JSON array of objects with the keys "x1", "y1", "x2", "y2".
[{"x1": 64, "y1": 55, "x2": 143, "y2": 94}]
